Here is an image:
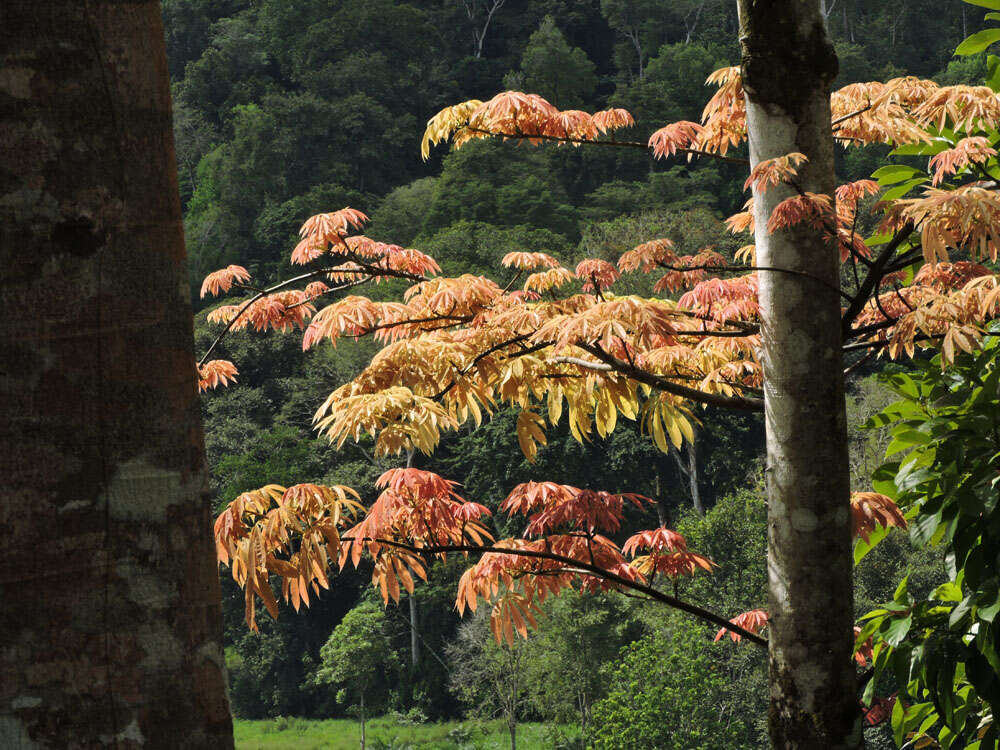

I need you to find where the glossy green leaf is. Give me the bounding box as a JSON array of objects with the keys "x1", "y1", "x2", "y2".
[
  {"x1": 964, "y1": 0, "x2": 1000, "y2": 11},
  {"x1": 854, "y1": 523, "x2": 891, "y2": 565},
  {"x1": 872, "y1": 165, "x2": 925, "y2": 185},
  {"x1": 956, "y1": 28, "x2": 1000, "y2": 55}
]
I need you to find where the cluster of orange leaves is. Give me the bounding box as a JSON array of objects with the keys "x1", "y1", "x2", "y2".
[
  {"x1": 200, "y1": 68, "x2": 1000, "y2": 441},
  {"x1": 213, "y1": 465, "x2": 907, "y2": 645},
  {"x1": 214, "y1": 470, "x2": 721, "y2": 642},
  {"x1": 420, "y1": 91, "x2": 634, "y2": 158},
  {"x1": 214, "y1": 482, "x2": 365, "y2": 628},
  {"x1": 197, "y1": 359, "x2": 239, "y2": 392}
]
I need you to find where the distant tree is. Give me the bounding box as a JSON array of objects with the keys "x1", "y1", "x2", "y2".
[
  {"x1": 462, "y1": 0, "x2": 507, "y2": 59},
  {"x1": 615, "y1": 41, "x2": 725, "y2": 127},
  {"x1": 447, "y1": 611, "x2": 531, "y2": 750},
  {"x1": 518, "y1": 16, "x2": 598, "y2": 109},
  {"x1": 523, "y1": 593, "x2": 640, "y2": 733},
  {"x1": 172, "y1": 98, "x2": 218, "y2": 206},
  {"x1": 314, "y1": 600, "x2": 398, "y2": 749},
  {"x1": 370, "y1": 178, "x2": 440, "y2": 247},
  {"x1": 589, "y1": 617, "x2": 754, "y2": 750}
]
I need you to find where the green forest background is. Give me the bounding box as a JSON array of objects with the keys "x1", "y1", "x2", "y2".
[{"x1": 167, "y1": 1, "x2": 985, "y2": 746}]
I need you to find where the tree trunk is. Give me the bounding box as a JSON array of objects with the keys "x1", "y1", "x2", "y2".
[
  {"x1": 404, "y1": 449, "x2": 421, "y2": 671},
  {"x1": 0, "y1": 2, "x2": 233, "y2": 747},
  {"x1": 684, "y1": 0, "x2": 707, "y2": 44},
  {"x1": 409, "y1": 595, "x2": 421, "y2": 670},
  {"x1": 653, "y1": 469, "x2": 669, "y2": 526},
  {"x1": 626, "y1": 29, "x2": 644, "y2": 80},
  {"x1": 684, "y1": 440, "x2": 702, "y2": 516},
  {"x1": 737, "y1": 2, "x2": 859, "y2": 748},
  {"x1": 360, "y1": 693, "x2": 366, "y2": 750},
  {"x1": 508, "y1": 719, "x2": 517, "y2": 750},
  {"x1": 670, "y1": 438, "x2": 703, "y2": 515}
]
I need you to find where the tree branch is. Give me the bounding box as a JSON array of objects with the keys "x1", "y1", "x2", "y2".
[
  {"x1": 199, "y1": 275, "x2": 370, "y2": 366},
  {"x1": 661, "y1": 262, "x2": 851, "y2": 299},
  {"x1": 576, "y1": 343, "x2": 764, "y2": 412},
  {"x1": 464, "y1": 127, "x2": 750, "y2": 165},
  {"x1": 840, "y1": 223, "x2": 916, "y2": 340},
  {"x1": 349, "y1": 536, "x2": 768, "y2": 647}
]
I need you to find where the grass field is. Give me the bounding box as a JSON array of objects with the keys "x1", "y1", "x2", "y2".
[{"x1": 233, "y1": 717, "x2": 571, "y2": 750}]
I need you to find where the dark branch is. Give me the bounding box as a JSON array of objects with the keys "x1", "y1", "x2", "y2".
[
  {"x1": 199, "y1": 275, "x2": 369, "y2": 366},
  {"x1": 464, "y1": 126, "x2": 750, "y2": 165},
  {"x1": 659, "y1": 261, "x2": 851, "y2": 299},
  {"x1": 840, "y1": 224, "x2": 916, "y2": 340},
  {"x1": 576, "y1": 343, "x2": 764, "y2": 412},
  {"x1": 348, "y1": 536, "x2": 768, "y2": 647}
]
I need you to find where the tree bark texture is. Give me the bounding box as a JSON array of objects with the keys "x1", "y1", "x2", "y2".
[
  {"x1": 737, "y1": 2, "x2": 859, "y2": 748},
  {"x1": 0, "y1": 2, "x2": 233, "y2": 748}
]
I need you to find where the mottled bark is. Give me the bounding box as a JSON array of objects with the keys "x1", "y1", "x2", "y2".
[
  {"x1": 0, "y1": 2, "x2": 233, "y2": 748},
  {"x1": 737, "y1": 1, "x2": 859, "y2": 748}
]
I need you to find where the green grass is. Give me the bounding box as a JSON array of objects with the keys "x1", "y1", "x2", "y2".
[{"x1": 233, "y1": 717, "x2": 569, "y2": 750}]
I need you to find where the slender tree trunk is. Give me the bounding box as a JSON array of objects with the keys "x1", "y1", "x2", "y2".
[
  {"x1": 670, "y1": 438, "x2": 703, "y2": 515},
  {"x1": 0, "y1": 2, "x2": 232, "y2": 747},
  {"x1": 626, "y1": 29, "x2": 644, "y2": 80},
  {"x1": 404, "y1": 449, "x2": 421, "y2": 671},
  {"x1": 409, "y1": 595, "x2": 421, "y2": 670},
  {"x1": 685, "y1": 441, "x2": 702, "y2": 515},
  {"x1": 508, "y1": 718, "x2": 517, "y2": 750},
  {"x1": 684, "y1": 0, "x2": 707, "y2": 44},
  {"x1": 653, "y1": 469, "x2": 669, "y2": 526},
  {"x1": 737, "y1": 2, "x2": 859, "y2": 748},
  {"x1": 464, "y1": 0, "x2": 504, "y2": 59},
  {"x1": 360, "y1": 693, "x2": 366, "y2": 750}
]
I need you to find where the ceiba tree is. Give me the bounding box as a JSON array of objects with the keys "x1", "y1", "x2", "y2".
[
  {"x1": 204, "y1": 1, "x2": 1000, "y2": 746},
  {"x1": 0, "y1": 2, "x2": 232, "y2": 747}
]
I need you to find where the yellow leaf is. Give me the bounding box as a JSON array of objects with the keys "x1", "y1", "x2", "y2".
[{"x1": 516, "y1": 409, "x2": 547, "y2": 462}]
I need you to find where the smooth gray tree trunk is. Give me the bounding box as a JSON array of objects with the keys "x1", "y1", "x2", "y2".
[
  {"x1": 737, "y1": 2, "x2": 859, "y2": 747},
  {"x1": 671, "y1": 439, "x2": 703, "y2": 516},
  {"x1": 409, "y1": 595, "x2": 421, "y2": 670},
  {"x1": 0, "y1": 2, "x2": 233, "y2": 747},
  {"x1": 405, "y1": 450, "x2": 421, "y2": 671}
]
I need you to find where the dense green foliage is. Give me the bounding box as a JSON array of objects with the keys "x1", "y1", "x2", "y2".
[
  {"x1": 168, "y1": 0, "x2": 996, "y2": 738},
  {"x1": 170, "y1": 0, "x2": 989, "y2": 295},
  {"x1": 861, "y1": 332, "x2": 1000, "y2": 749},
  {"x1": 589, "y1": 618, "x2": 757, "y2": 750}
]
